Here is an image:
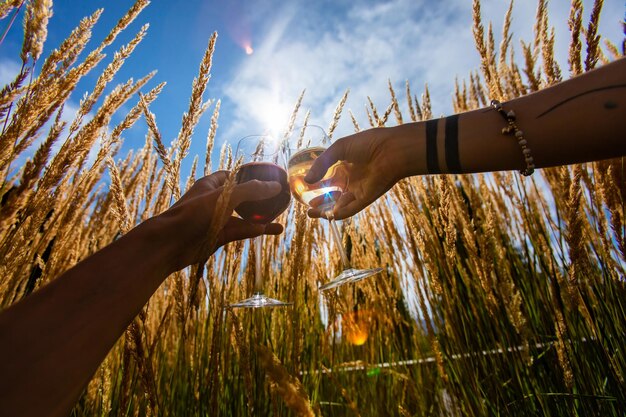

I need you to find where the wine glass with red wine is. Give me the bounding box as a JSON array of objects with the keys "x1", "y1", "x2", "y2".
[
  {"x1": 286, "y1": 125, "x2": 383, "y2": 291},
  {"x1": 229, "y1": 134, "x2": 292, "y2": 308}
]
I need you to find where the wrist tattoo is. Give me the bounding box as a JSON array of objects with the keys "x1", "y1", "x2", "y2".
[
  {"x1": 445, "y1": 114, "x2": 462, "y2": 173},
  {"x1": 426, "y1": 119, "x2": 440, "y2": 174}
]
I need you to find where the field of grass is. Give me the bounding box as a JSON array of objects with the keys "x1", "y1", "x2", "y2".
[{"x1": 0, "y1": 0, "x2": 624, "y2": 415}]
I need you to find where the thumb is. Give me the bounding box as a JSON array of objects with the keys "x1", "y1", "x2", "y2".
[
  {"x1": 304, "y1": 139, "x2": 346, "y2": 184},
  {"x1": 218, "y1": 217, "x2": 284, "y2": 246}
]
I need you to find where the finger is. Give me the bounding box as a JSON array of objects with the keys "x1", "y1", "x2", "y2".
[
  {"x1": 307, "y1": 191, "x2": 355, "y2": 219},
  {"x1": 219, "y1": 217, "x2": 284, "y2": 245},
  {"x1": 230, "y1": 180, "x2": 282, "y2": 207},
  {"x1": 333, "y1": 189, "x2": 385, "y2": 220},
  {"x1": 306, "y1": 206, "x2": 337, "y2": 220},
  {"x1": 334, "y1": 191, "x2": 356, "y2": 210},
  {"x1": 195, "y1": 170, "x2": 230, "y2": 189},
  {"x1": 307, "y1": 196, "x2": 365, "y2": 220},
  {"x1": 307, "y1": 191, "x2": 342, "y2": 210},
  {"x1": 170, "y1": 170, "x2": 231, "y2": 208},
  {"x1": 307, "y1": 207, "x2": 324, "y2": 219},
  {"x1": 263, "y1": 222, "x2": 284, "y2": 235},
  {"x1": 332, "y1": 199, "x2": 365, "y2": 220},
  {"x1": 304, "y1": 138, "x2": 347, "y2": 184}
]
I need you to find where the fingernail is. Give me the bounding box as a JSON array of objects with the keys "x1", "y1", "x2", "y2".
[{"x1": 304, "y1": 171, "x2": 314, "y2": 183}]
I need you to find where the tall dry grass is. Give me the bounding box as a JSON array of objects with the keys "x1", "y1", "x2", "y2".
[{"x1": 0, "y1": 0, "x2": 625, "y2": 416}]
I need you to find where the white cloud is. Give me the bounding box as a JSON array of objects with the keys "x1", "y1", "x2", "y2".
[
  {"x1": 220, "y1": 0, "x2": 623, "y2": 148},
  {"x1": 220, "y1": 0, "x2": 474, "y2": 142}
]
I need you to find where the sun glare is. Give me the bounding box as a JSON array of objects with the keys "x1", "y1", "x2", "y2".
[
  {"x1": 255, "y1": 94, "x2": 289, "y2": 138},
  {"x1": 245, "y1": 45, "x2": 254, "y2": 55}
]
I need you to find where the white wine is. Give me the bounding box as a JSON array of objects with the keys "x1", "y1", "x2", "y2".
[
  {"x1": 287, "y1": 146, "x2": 349, "y2": 211},
  {"x1": 287, "y1": 140, "x2": 384, "y2": 291}
]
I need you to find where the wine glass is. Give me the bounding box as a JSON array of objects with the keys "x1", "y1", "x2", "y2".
[
  {"x1": 285, "y1": 125, "x2": 383, "y2": 291},
  {"x1": 229, "y1": 134, "x2": 292, "y2": 308}
]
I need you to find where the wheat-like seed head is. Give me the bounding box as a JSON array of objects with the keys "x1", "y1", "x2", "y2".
[
  {"x1": 0, "y1": 0, "x2": 23, "y2": 20},
  {"x1": 388, "y1": 79, "x2": 403, "y2": 125},
  {"x1": 497, "y1": 0, "x2": 514, "y2": 76},
  {"x1": 174, "y1": 32, "x2": 217, "y2": 186},
  {"x1": 70, "y1": 24, "x2": 150, "y2": 136},
  {"x1": 568, "y1": 0, "x2": 584, "y2": 76},
  {"x1": 101, "y1": 0, "x2": 150, "y2": 49},
  {"x1": 366, "y1": 96, "x2": 379, "y2": 126},
  {"x1": 139, "y1": 92, "x2": 178, "y2": 200},
  {"x1": 365, "y1": 105, "x2": 375, "y2": 127},
  {"x1": 20, "y1": 0, "x2": 53, "y2": 62},
  {"x1": 106, "y1": 155, "x2": 132, "y2": 234},
  {"x1": 379, "y1": 101, "x2": 394, "y2": 127},
  {"x1": 348, "y1": 109, "x2": 360, "y2": 132},
  {"x1": 282, "y1": 89, "x2": 305, "y2": 144},
  {"x1": 405, "y1": 80, "x2": 417, "y2": 122},
  {"x1": 204, "y1": 99, "x2": 220, "y2": 176},
  {"x1": 327, "y1": 89, "x2": 349, "y2": 140},
  {"x1": 584, "y1": 0, "x2": 604, "y2": 71},
  {"x1": 420, "y1": 85, "x2": 432, "y2": 120}
]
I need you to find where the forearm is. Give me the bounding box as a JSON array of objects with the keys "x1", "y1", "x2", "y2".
[
  {"x1": 0, "y1": 170, "x2": 281, "y2": 416},
  {"x1": 0, "y1": 216, "x2": 175, "y2": 417},
  {"x1": 401, "y1": 57, "x2": 626, "y2": 177}
]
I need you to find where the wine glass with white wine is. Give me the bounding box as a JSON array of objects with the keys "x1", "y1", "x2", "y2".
[{"x1": 285, "y1": 124, "x2": 383, "y2": 291}]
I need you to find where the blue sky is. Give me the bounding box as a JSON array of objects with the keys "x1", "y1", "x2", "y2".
[{"x1": 0, "y1": 0, "x2": 623, "y2": 177}]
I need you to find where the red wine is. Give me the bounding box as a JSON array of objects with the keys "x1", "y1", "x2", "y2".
[{"x1": 234, "y1": 162, "x2": 291, "y2": 224}]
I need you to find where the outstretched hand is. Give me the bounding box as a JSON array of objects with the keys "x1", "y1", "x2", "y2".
[
  {"x1": 304, "y1": 125, "x2": 419, "y2": 220},
  {"x1": 157, "y1": 170, "x2": 284, "y2": 272}
]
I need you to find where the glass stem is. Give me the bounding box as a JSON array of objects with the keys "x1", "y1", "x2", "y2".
[
  {"x1": 327, "y1": 211, "x2": 351, "y2": 271},
  {"x1": 253, "y1": 236, "x2": 263, "y2": 294}
]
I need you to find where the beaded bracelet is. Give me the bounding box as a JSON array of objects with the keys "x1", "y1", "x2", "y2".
[{"x1": 491, "y1": 99, "x2": 535, "y2": 176}]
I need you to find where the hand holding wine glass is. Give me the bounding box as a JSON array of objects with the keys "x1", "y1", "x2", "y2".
[
  {"x1": 287, "y1": 125, "x2": 383, "y2": 291},
  {"x1": 229, "y1": 134, "x2": 292, "y2": 308},
  {"x1": 162, "y1": 170, "x2": 286, "y2": 272},
  {"x1": 304, "y1": 124, "x2": 420, "y2": 220}
]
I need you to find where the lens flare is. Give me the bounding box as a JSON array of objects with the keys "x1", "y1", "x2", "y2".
[
  {"x1": 342, "y1": 310, "x2": 373, "y2": 346},
  {"x1": 346, "y1": 322, "x2": 369, "y2": 346},
  {"x1": 245, "y1": 44, "x2": 254, "y2": 55}
]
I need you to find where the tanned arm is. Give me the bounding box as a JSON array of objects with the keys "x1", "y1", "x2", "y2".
[
  {"x1": 0, "y1": 171, "x2": 284, "y2": 417},
  {"x1": 305, "y1": 57, "x2": 626, "y2": 219}
]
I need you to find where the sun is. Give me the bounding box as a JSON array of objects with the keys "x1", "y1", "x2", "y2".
[{"x1": 255, "y1": 92, "x2": 290, "y2": 138}]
